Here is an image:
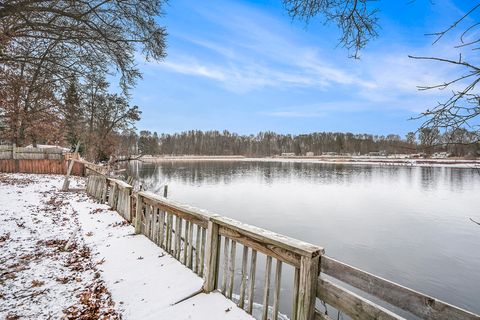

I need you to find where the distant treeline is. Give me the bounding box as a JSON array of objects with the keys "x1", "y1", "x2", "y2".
[{"x1": 129, "y1": 129, "x2": 479, "y2": 157}]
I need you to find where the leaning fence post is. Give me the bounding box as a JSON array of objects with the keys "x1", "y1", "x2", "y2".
[
  {"x1": 297, "y1": 253, "x2": 321, "y2": 320},
  {"x1": 203, "y1": 218, "x2": 220, "y2": 292},
  {"x1": 135, "y1": 193, "x2": 143, "y2": 234},
  {"x1": 62, "y1": 142, "x2": 80, "y2": 191}
]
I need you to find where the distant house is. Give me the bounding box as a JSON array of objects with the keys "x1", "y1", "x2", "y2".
[
  {"x1": 281, "y1": 152, "x2": 295, "y2": 157},
  {"x1": 305, "y1": 151, "x2": 314, "y2": 157},
  {"x1": 25, "y1": 144, "x2": 70, "y2": 152},
  {"x1": 368, "y1": 150, "x2": 388, "y2": 157},
  {"x1": 432, "y1": 152, "x2": 450, "y2": 159}
]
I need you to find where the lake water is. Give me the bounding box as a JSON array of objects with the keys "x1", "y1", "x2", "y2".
[{"x1": 126, "y1": 160, "x2": 480, "y2": 318}]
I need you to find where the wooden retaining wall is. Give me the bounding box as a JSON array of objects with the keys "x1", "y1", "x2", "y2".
[{"x1": 85, "y1": 174, "x2": 480, "y2": 320}]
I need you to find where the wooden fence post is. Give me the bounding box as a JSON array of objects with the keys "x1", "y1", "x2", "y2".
[
  {"x1": 62, "y1": 142, "x2": 80, "y2": 191},
  {"x1": 203, "y1": 219, "x2": 220, "y2": 292},
  {"x1": 12, "y1": 143, "x2": 19, "y2": 172},
  {"x1": 135, "y1": 193, "x2": 143, "y2": 234},
  {"x1": 297, "y1": 254, "x2": 320, "y2": 320}
]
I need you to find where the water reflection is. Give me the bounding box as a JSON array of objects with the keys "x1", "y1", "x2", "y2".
[{"x1": 126, "y1": 160, "x2": 480, "y2": 316}]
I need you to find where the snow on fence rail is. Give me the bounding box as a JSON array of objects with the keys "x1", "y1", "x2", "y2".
[{"x1": 84, "y1": 173, "x2": 480, "y2": 320}]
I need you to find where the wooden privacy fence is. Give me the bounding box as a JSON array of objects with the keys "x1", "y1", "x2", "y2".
[
  {"x1": 85, "y1": 173, "x2": 480, "y2": 320},
  {"x1": 0, "y1": 145, "x2": 85, "y2": 175}
]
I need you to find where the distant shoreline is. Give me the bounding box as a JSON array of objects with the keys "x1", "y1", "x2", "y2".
[{"x1": 136, "y1": 155, "x2": 480, "y2": 168}]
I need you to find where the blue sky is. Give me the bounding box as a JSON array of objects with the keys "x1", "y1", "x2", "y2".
[{"x1": 130, "y1": 0, "x2": 475, "y2": 137}]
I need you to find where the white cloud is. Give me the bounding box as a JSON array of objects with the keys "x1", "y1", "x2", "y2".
[{"x1": 143, "y1": 0, "x2": 476, "y2": 113}]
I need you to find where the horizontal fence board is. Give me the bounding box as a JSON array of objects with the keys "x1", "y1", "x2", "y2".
[
  {"x1": 218, "y1": 225, "x2": 302, "y2": 267},
  {"x1": 0, "y1": 159, "x2": 84, "y2": 176},
  {"x1": 321, "y1": 256, "x2": 480, "y2": 320},
  {"x1": 317, "y1": 278, "x2": 405, "y2": 320},
  {"x1": 214, "y1": 216, "x2": 323, "y2": 262},
  {"x1": 139, "y1": 191, "x2": 211, "y2": 228}
]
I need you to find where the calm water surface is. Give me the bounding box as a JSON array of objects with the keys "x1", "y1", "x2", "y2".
[{"x1": 126, "y1": 161, "x2": 480, "y2": 316}]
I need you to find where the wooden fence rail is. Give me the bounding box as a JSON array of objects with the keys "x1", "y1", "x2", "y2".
[
  {"x1": 84, "y1": 173, "x2": 480, "y2": 320},
  {"x1": 316, "y1": 256, "x2": 480, "y2": 320},
  {"x1": 0, "y1": 145, "x2": 86, "y2": 175}
]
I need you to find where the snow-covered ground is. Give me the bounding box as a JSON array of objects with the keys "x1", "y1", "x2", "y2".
[{"x1": 0, "y1": 173, "x2": 254, "y2": 320}]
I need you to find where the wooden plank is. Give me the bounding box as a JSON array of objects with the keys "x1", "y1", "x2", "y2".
[
  {"x1": 144, "y1": 204, "x2": 151, "y2": 238},
  {"x1": 134, "y1": 194, "x2": 143, "y2": 234},
  {"x1": 227, "y1": 240, "x2": 236, "y2": 299},
  {"x1": 314, "y1": 311, "x2": 334, "y2": 320},
  {"x1": 222, "y1": 237, "x2": 230, "y2": 294},
  {"x1": 238, "y1": 245, "x2": 249, "y2": 309},
  {"x1": 272, "y1": 260, "x2": 282, "y2": 320},
  {"x1": 213, "y1": 216, "x2": 323, "y2": 258},
  {"x1": 219, "y1": 225, "x2": 301, "y2": 268},
  {"x1": 158, "y1": 209, "x2": 166, "y2": 248},
  {"x1": 297, "y1": 255, "x2": 319, "y2": 320},
  {"x1": 247, "y1": 249, "x2": 257, "y2": 315},
  {"x1": 139, "y1": 191, "x2": 211, "y2": 228},
  {"x1": 151, "y1": 207, "x2": 158, "y2": 243},
  {"x1": 167, "y1": 213, "x2": 174, "y2": 254},
  {"x1": 203, "y1": 220, "x2": 220, "y2": 292},
  {"x1": 187, "y1": 222, "x2": 194, "y2": 268},
  {"x1": 175, "y1": 216, "x2": 183, "y2": 260},
  {"x1": 183, "y1": 221, "x2": 190, "y2": 264},
  {"x1": 317, "y1": 278, "x2": 404, "y2": 320},
  {"x1": 321, "y1": 256, "x2": 480, "y2": 320},
  {"x1": 199, "y1": 227, "x2": 206, "y2": 277},
  {"x1": 195, "y1": 224, "x2": 201, "y2": 274},
  {"x1": 292, "y1": 267, "x2": 300, "y2": 320},
  {"x1": 262, "y1": 255, "x2": 272, "y2": 320}
]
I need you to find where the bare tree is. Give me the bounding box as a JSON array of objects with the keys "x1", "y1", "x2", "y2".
[
  {"x1": 284, "y1": 1, "x2": 480, "y2": 144},
  {"x1": 0, "y1": 0, "x2": 167, "y2": 90}
]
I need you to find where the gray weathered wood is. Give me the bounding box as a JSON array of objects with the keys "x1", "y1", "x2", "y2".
[
  {"x1": 262, "y1": 255, "x2": 272, "y2": 320},
  {"x1": 272, "y1": 260, "x2": 282, "y2": 320},
  {"x1": 238, "y1": 245, "x2": 249, "y2": 309},
  {"x1": 139, "y1": 191, "x2": 211, "y2": 228},
  {"x1": 321, "y1": 256, "x2": 480, "y2": 320},
  {"x1": 195, "y1": 225, "x2": 201, "y2": 274},
  {"x1": 213, "y1": 216, "x2": 323, "y2": 259},
  {"x1": 297, "y1": 255, "x2": 319, "y2": 320},
  {"x1": 203, "y1": 219, "x2": 220, "y2": 292},
  {"x1": 187, "y1": 221, "x2": 194, "y2": 268},
  {"x1": 61, "y1": 142, "x2": 79, "y2": 191},
  {"x1": 292, "y1": 267, "x2": 300, "y2": 320},
  {"x1": 200, "y1": 227, "x2": 206, "y2": 277},
  {"x1": 134, "y1": 194, "x2": 143, "y2": 234},
  {"x1": 227, "y1": 240, "x2": 236, "y2": 299},
  {"x1": 183, "y1": 221, "x2": 190, "y2": 264},
  {"x1": 158, "y1": 209, "x2": 166, "y2": 247},
  {"x1": 175, "y1": 215, "x2": 182, "y2": 259},
  {"x1": 317, "y1": 277, "x2": 404, "y2": 320},
  {"x1": 247, "y1": 249, "x2": 257, "y2": 315},
  {"x1": 314, "y1": 311, "x2": 334, "y2": 320},
  {"x1": 222, "y1": 237, "x2": 230, "y2": 294}
]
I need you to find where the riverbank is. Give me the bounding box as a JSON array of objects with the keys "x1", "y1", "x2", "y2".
[
  {"x1": 139, "y1": 155, "x2": 480, "y2": 168},
  {"x1": 0, "y1": 173, "x2": 253, "y2": 320}
]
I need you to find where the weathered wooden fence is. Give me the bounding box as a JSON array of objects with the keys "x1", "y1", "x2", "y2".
[
  {"x1": 0, "y1": 145, "x2": 85, "y2": 175},
  {"x1": 85, "y1": 173, "x2": 480, "y2": 320}
]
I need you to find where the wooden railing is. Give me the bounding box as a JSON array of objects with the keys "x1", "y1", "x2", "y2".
[
  {"x1": 316, "y1": 256, "x2": 479, "y2": 320},
  {"x1": 135, "y1": 191, "x2": 210, "y2": 278},
  {"x1": 84, "y1": 174, "x2": 480, "y2": 320}
]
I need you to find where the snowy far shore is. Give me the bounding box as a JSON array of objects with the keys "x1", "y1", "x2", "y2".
[
  {"x1": 0, "y1": 173, "x2": 254, "y2": 320},
  {"x1": 138, "y1": 155, "x2": 480, "y2": 168}
]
